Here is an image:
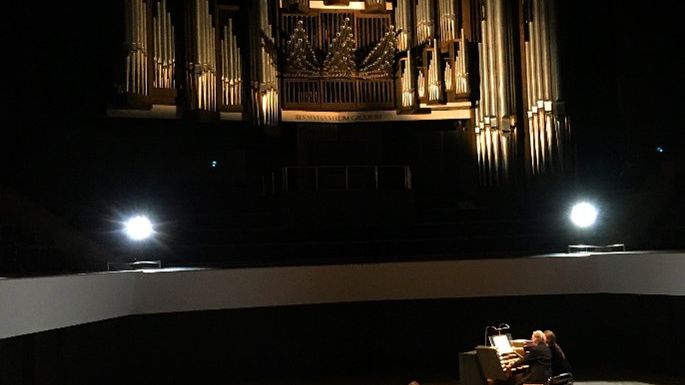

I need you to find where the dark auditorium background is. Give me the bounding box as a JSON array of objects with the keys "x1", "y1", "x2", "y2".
[{"x1": 1, "y1": 0, "x2": 684, "y2": 385}]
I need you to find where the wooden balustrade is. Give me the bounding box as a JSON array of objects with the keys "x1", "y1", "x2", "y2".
[{"x1": 283, "y1": 77, "x2": 394, "y2": 110}]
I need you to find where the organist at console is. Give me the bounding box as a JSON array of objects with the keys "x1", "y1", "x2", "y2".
[{"x1": 459, "y1": 330, "x2": 553, "y2": 385}]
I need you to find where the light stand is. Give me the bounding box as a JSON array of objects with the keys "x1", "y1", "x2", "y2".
[
  {"x1": 484, "y1": 322, "x2": 511, "y2": 346},
  {"x1": 107, "y1": 214, "x2": 162, "y2": 271}
]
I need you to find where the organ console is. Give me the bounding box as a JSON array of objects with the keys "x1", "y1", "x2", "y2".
[{"x1": 459, "y1": 335, "x2": 531, "y2": 385}]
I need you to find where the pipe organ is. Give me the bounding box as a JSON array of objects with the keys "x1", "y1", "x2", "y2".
[{"x1": 111, "y1": 0, "x2": 569, "y2": 180}]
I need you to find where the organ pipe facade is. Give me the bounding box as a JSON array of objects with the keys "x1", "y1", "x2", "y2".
[
  {"x1": 186, "y1": 0, "x2": 218, "y2": 113},
  {"x1": 250, "y1": 0, "x2": 279, "y2": 128},
  {"x1": 123, "y1": 0, "x2": 149, "y2": 96},
  {"x1": 521, "y1": 0, "x2": 568, "y2": 176},
  {"x1": 220, "y1": 16, "x2": 242, "y2": 110},
  {"x1": 152, "y1": 0, "x2": 175, "y2": 90},
  {"x1": 111, "y1": 0, "x2": 569, "y2": 180}
]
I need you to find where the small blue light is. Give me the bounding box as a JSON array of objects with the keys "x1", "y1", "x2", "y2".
[
  {"x1": 656, "y1": 146, "x2": 664, "y2": 153},
  {"x1": 211, "y1": 160, "x2": 218, "y2": 168}
]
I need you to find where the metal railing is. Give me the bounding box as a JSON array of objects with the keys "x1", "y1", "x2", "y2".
[{"x1": 282, "y1": 165, "x2": 412, "y2": 193}]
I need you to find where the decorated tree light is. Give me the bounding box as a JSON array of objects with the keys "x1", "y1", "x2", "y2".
[
  {"x1": 360, "y1": 25, "x2": 399, "y2": 77},
  {"x1": 285, "y1": 20, "x2": 319, "y2": 76},
  {"x1": 322, "y1": 18, "x2": 357, "y2": 77}
]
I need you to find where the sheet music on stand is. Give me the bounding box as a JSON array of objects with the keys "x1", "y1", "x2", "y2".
[{"x1": 490, "y1": 334, "x2": 514, "y2": 354}]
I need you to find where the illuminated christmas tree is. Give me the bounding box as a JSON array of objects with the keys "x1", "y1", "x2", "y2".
[
  {"x1": 360, "y1": 25, "x2": 398, "y2": 77},
  {"x1": 322, "y1": 18, "x2": 357, "y2": 77},
  {"x1": 285, "y1": 20, "x2": 319, "y2": 76}
]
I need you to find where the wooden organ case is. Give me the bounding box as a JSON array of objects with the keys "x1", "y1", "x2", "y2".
[{"x1": 278, "y1": 3, "x2": 396, "y2": 111}]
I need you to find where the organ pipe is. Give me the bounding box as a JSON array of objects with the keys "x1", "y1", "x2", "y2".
[
  {"x1": 438, "y1": 0, "x2": 457, "y2": 41},
  {"x1": 485, "y1": 0, "x2": 496, "y2": 126},
  {"x1": 473, "y1": 0, "x2": 514, "y2": 130},
  {"x1": 187, "y1": 0, "x2": 217, "y2": 111},
  {"x1": 394, "y1": 0, "x2": 410, "y2": 50},
  {"x1": 400, "y1": 53, "x2": 415, "y2": 108},
  {"x1": 221, "y1": 18, "x2": 242, "y2": 107},
  {"x1": 493, "y1": 0, "x2": 510, "y2": 121},
  {"x1": 416, "y1": 0, "x2": 435, "y2": 44},
  {"x1": 444, "y1": 61, "x2": 452, "y2": 91},
  {"x1": 455, "y1": 28, "x2": 468, "y2": 94},
  {"x1": 522, "y1": 0, "x2": 562, "y2": 174},
  {"x1": 394, "y1": 0, "x2": 418, "y2": 110},
  {"x1": 417, "y1": 69, "x2": 425, "y2": 99},
  {"x1": 539, "y1": 0, "x2": 552, "y2": 101},
  {"x1": 153, "y1": 0, "x2": 175, "y2": 89},
  {"x1": 124, "y1": 0, "x2": 148, "y2": 95},
  {"x1": 254, "y1": 0, "x2": 278, "y2": 127},
  {"x1": 426, "y1": 40, "x2": 441, "y2": 102}
]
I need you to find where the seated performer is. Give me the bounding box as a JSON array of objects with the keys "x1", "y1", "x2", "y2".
[
  {"x1": 506, "y1": 330, "x2": 552, "y2": 385},
  {"x1": 544, "y1": 330, "x2": 573, "y2": 376}
]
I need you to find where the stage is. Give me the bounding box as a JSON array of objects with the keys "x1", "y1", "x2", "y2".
[{"x1": 1, "y1": 251, "x2": 684, "y2": 384}]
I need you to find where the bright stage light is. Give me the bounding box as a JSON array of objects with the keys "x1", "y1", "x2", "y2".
[
  {"x1": 124, "y1": 215, "x2": 154, "y2": 241},
  {"x1": 570, "y1": 202, "x2": 598, "y2": 228}
]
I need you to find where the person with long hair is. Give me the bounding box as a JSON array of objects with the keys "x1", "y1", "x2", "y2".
[{"x1": 544, "y1": 330, "x2": 573, "y2": 375}]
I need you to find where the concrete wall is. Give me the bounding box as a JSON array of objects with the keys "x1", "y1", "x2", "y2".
[{"x1": 2, "y1": 251, "x2": 684, "y2": 339}]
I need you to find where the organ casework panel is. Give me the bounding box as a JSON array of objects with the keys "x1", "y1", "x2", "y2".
[{"x1": 279, "y1": 7, "x2": 396, "y2": 112}]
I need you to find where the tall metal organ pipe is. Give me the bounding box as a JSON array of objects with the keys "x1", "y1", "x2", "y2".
[{"x1": 124, "y1": 0, "x2": 149, "y2": 95}]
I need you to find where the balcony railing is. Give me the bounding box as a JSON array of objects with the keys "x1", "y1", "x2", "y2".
[
  {"x1": 282, "y1": 165, "x2": 411, "y2": 192},
  {"x1": 282, "y1": 78, "x2": 395, "y2": 111}
]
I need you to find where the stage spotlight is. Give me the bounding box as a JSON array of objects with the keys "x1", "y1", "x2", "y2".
[
  {"x1": 569, "y1": 202, "x2": 598, "y2": 228},
  {"x1": 124, "y1": 215, "x2": 154, "y2": 241}
]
